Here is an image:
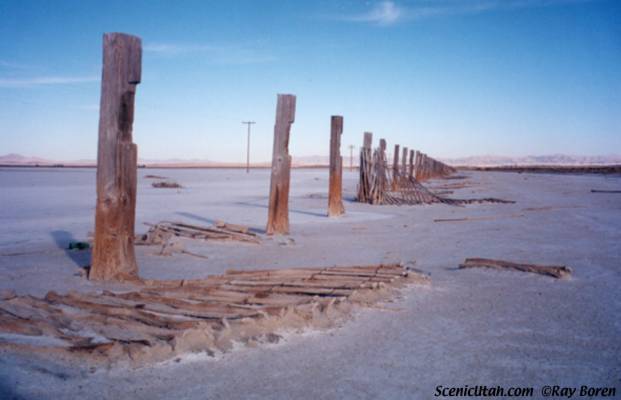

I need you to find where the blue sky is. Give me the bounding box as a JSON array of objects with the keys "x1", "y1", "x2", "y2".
[{"x1": 0, "y1": 0, "x2": 619, "y2": 162}]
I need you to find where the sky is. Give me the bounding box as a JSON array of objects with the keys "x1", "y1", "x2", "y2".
[{"x1": 0, "y1": 0, "x2": 619, "y2": 162}]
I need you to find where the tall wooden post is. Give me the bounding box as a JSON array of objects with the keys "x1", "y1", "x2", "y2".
[
  {"x1": 363, "y1": 132, "x2": 373, "y2": 150},
  {"x1": 392, "y1": 144, "x2": 400, "y2": 190},
  {"x1": 367, "y1": 138, "x2": 388, "y2": 204},
  {"x1": 401, "y1": 147, "x2": 408, "y2": 178},
  {"x1": 414, "y1": 151, "x2": 421, "y2": 180},
  {"x1": 378, "y1": 139, "x2": 387, "y2": 194},
  {"x1": 328, "y1": 116, "x2": 345, "y2": 217},
  {"x1": 266, "y1": 94, "x2": 296, "y2": 235},
  {"x1": 357, "y1": 132, "x2": 373, "y2": 202},
  {"x1": 408, "y1": 149, "x2": 414, "y2": 179},
  {"x1": 416, "y1": 152, "x2": 423, "y2": 182},
  {"x1": 91, "y1": 33, "x2": 142, "y2": 282}
]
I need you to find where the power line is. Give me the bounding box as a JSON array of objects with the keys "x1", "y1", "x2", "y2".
[
  {"x1": 348, "y1": 144, "x2": 355, "y2": 172},
  {"x1": 241, "y1": 121, "x2": 256, "y2": 173}
]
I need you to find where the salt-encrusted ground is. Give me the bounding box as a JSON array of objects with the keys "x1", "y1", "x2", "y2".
[{"x1": 0, "y1": 167, "x2": 620, "y2": 399}]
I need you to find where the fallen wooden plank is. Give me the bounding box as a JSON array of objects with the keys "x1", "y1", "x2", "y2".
[
  {"x1": 152, "y1": 181, "x2": 182, "y2": 189},
  {"x1": 434, "y1": 214, "x2": 524, "y2": 223},
  {"x1": 167, "y1": 221, "x2": 257, "y2": 241},
  {"x1": 100, "y1": 291, "x2": 260, "y2": 318},
  {"x1": 141, "y1": 221, "x2": 261, "y2": 248},
  {"x1": 224, "y1": 264, "x2": 404, "y2": 277},
  {"x1": 215, "y1": 220, "x2": 250, "y2": 234},
  {"x1": 459, "y1": 258, "x2": 572, "y2": 279},
  {"x1": 45, "y1": 292, "x2": 204, "y2": 329},
  {"x1": 66, "y1": 291, "x2": 259, "y2": 321},
  {"x1": 591, "y1": 189, "x2": 621, "y2": 193},
  {"x1": 0, "y1": 264, "x2": 423, "y2": 366}
]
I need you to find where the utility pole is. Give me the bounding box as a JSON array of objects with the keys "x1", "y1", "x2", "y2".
[
  {"x1": 348, "y1": 144, "x2": 355, "y2": 172},
  {"x1": 242, "y1": 121, "x2": 255, "y2": 173}
]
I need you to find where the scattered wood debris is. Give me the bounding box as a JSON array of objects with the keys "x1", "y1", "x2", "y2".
[
  {"x1": 152, "y1": 180, "x2": 182, "y2": 189},
  {"x1": 448, "y1": 197, "x2": 515, "y2": 205},
  {"x1": 434, "y1": 214, "x2": 524, "y2": 223},
  {"x1": 214, "y1": 220, "x2": 250, "y2": 235},
  {"x1": 427, "y1": 182, "x2": 475, "y2": 190},
  {"x1": 357, "y1": 140, "x2": 513, "y2": 206},
  {"x1": 144, "y1": 174, "x2": 168, "y2": 179},
  {"x1": 0, "y1": 264, "x2": 428, "y2": 366},
  {"x1": 459, "y1": 258, "x2": 572, "y2": 279},
  {"x1": 465, "y1": 165, "x2": 621, "y2": 175},
  {"x1": 591, "y1": 189, "x2": 621, "y2": 194},
  {"x1": 522, "y1": 206, "x2": 583, "y2": 212},
  {"x1": 137, "y1": 221, "x2": 260, "y2": 247},
  {"x1": 381, "y1": 177, "x2": 514, "y2": 206},
  {"x1": 431, "y1": 190, "x2": 454, "y2": 196}
]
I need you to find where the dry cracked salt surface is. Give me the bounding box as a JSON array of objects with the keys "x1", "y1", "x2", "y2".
[{"x1": 0, "y1": 167, "x2": 620, "y2": 399}]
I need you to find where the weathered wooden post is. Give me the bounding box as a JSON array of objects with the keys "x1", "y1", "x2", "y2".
[
  {"x1": 266, "y1": 94, "x2": 296, "y2": 235},
  {"x1": 414, "y1": 151, "x2": 422, "y2": 181},
  {"x1": 408, "y1": 149, "x2": 414, "y2": 179},
  {"x1": 378, "y1": 139, "x2": 387, "y2": 193},
  {"x1": 328, "y1": 116, "x2": 345, "y2": 217},
  {"x1": 368, "y1": 138, "x2": 388, "y2": 204},
  {"x1": 419, "y1": 153, "x2": 427, "y2": 181},
  {"x1": 392, "y1": 144, "x2": 400, "y2": 190},
  {"x1": 91, "y1": 33, "x2": 142, "y2": 282},
  {"x1": 430, "y1": 156, "x2": 434, "y2": 179},
  {"x1": 401, "y1": 147, "x2": 408, "y2": 179},
  {"x1": 363, "y1": 132, "x2": 373, "y2": 151},
  {"x1": 357, "y1": 132, "x2": 373, "y2": 202}
]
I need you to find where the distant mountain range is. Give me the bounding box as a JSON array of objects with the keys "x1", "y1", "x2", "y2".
[
  {"x1": 291, "y1": 154, "x2": 621, "y2": 167},
  {"x1": 0, "y1": 153, "x2": 245, "y2": 167},
  {"x1": 1, "y1": 153, "x2": 620, "y2": 168},
  {"x1": 0, "y1": 153, "x2": 59, "y2": 165},
  {"x1": 438, "y1": 154, "x2": 621, "y2": 167}
]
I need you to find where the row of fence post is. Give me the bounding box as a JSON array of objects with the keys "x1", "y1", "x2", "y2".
[{"x1": 89, "y1": 32, "x2": 454, "y2": 282}]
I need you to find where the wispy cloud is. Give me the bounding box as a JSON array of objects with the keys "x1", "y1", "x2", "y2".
[
  {"x1": 144, "y1": 43, "x2": 275, "y2": 65},
  {"x1": 0, "y1": 76, "x2": 98, "y2": 88},
  {"x1": 343, "y1": 1, "x2": 404, "y2": 26},
  {"x1": 0, "y1": 60, "x2": 37, "y2": 70},
  {"x1": 329, "y1": 0, "x2": 592, "y2": 26}
]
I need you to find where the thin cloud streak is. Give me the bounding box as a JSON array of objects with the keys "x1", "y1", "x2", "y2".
[
  {"x1": 0, "y1": 76, "x2": 98, "y2": 88},
  {"x1": 145, "y1": 42, "x2": 276, "y2": 65},
  {"x1": 0, "y1": 60, "x2": 37, "y2": 70},
  {"x1": 343, "y1": 1, "x2": 403, "y2": 26},
  {"x1": 330, "y1": 0, "x2": 594, "y2": 26}
]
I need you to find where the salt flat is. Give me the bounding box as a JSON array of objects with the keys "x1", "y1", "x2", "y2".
[{"x1": 0, "y1": 167, "x2": 620, "y2": 399}]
